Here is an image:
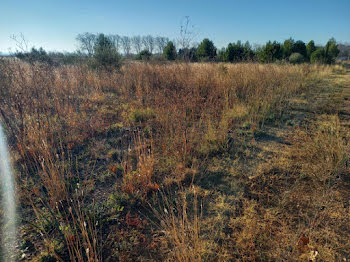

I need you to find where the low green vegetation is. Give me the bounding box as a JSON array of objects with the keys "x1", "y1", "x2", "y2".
[{"x1": 289, "y1": 52, "x2": 305, "y2": 64}]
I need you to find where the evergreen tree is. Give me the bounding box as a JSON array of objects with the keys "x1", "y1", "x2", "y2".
[
  {"x1": 293, "y1": 40, "x2": 307, "y2": 58},
  {"x1": 306, "y1": 40, "x2": 316, "y2": 60},
  {"x1": 225, "y1": 43, "x2": 235, "y2": 62},
  {"x1": 178, "y1": 47, "x2": 197, "y2": 62},
  {"x1": 283, "y1": 38, "x2": 295, "y2": 59},
  {"x1": 258, "y1": 41, "x2": 282, "y2": 63},
  {"x1": 310, "y1": 48, "x2": 327, "y2": 64},
  {"x1": 163, "y1": 41, "x2": 176, "y2": 60},
  {"x1": 93, "y1": 33, "x2": 121, "y2": 69},
  {"x1": 196, "y1": 38, "x2": 217, "y2": 60},
  {"x1": 325, "y1": 38, "x2": 340, "y2": 63},
  {"x1": 243, "y1": 41, "x2": 255, "y2": 61},
  {"x1": 136, "y1": 50, "x2": 152, "y2": 61},
  {"x1": 224, "y1": 41, "x2": 245, "y2": 62}
]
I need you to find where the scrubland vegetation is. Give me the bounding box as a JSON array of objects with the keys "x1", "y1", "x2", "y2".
[{"x1": 0, "y1": 54, "x2": 350, "y2": 261}]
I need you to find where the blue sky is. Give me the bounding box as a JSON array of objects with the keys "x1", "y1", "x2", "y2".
[{"x1": 0, "y1": 0, "x2": 349, "y2": 53}]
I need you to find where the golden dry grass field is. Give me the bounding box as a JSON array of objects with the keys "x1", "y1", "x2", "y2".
[{"x1": 0, "y1": 60, "x2": 349, "y2": 261}]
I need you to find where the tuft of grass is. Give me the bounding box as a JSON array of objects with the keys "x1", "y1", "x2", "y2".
[
  {"x1": 122, "y1": 132, "x2": 158, "y2": 199},
  {"x1": 151, "y1": 187, "x2": 214, "y2": 262},
  {"x1": 129, "y1": 107, "x2": 156, "y2": 123}
]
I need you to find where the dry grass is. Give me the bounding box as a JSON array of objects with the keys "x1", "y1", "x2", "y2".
[
  {"x1": 244, "y1": 116, "x2": 350, "y2": 261},
  {"x1": 122, "y1": 132, "x2": 158, "y2": 198},
  {"x1": 151, "y1": 187, "x2": 213, "y2": 262},
  {"x1": 120, "y1": 63, "x2": 317, "y2": 177},
  {"x1": 0, "y1": 58, "x2": 346, "y2": 261},
  {"x1": 56, "y1": 198, "x2": 101, "y2": 262}
]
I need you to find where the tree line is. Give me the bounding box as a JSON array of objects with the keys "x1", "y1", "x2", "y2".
[
  {"x1": 12, "y1": 32, "x2": 341, "y2": 69},
  {"x1": 76, "y1": 32, "x2": 170, "y2": 56},
  {"x1": 177, "y1": 37, "x2": 340, "y2": 64}
]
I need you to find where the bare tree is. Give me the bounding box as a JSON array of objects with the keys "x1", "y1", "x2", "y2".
[
  {"x1": 142, "y1": 36, "x2": 149, "y2": 52},
  {"x1": 131, "y1": 36, "x2": 143, "y2": 54},
  {"x1": 121, "y1": 36, "x2": 132, "y2": 56},
  {"x1": 10, "y1": 33, "x2": 29, "y2": 52},
  {"x1": 108, "y1": 34, "x2": 121, "y2": 52},
  {"x1": 155, "y1": 36, "x2": 169, "y2": 54},
  {"x1": 142, "y1": 35, "x2": 155, "y2": 54},
  {"x1": 76, "y1": 32, "x2": 97, "y2": 57},
  {"x1": 178, "y1": 16, "x2": 197, "y2": 50}
]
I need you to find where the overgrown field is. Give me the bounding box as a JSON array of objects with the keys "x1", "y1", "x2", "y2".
[{"x1": 0, "y1": 60, "x2": 349, "y2": 261}]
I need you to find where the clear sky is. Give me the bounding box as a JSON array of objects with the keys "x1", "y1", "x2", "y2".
[{"x1": 0, "y1": 0, "x2": 349, "y2": 53}]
